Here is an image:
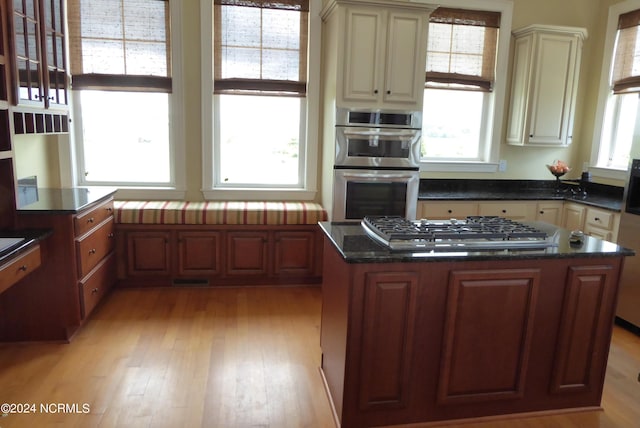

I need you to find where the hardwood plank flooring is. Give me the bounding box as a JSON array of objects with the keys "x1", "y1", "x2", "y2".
[{"x1": 0, "y1": 286, "x2": 638, "y2": 428}]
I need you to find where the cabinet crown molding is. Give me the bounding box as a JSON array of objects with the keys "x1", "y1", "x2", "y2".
[
  {"x1": 321, "y1": 0, "x2": 436, "y2": 20},
  {"x1": 513, "y1": 24, "x2": 588, "y2": 40}
]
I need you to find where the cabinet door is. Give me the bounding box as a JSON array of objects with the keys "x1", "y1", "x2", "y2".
[
  {"x1": 176, "y1": 231, "x2": 221, "y2": 276},
  {"x1": 536, "y1": 201, "x2": 563, "y2": 226},
  {"x1": 40, "y1": 0, "x2": 67, "y2": 107},
  {"x1": 126, "y1": 231, "x2": 171, "y2": 276},
  {"x1": 383, "y1": 11, "x2": 427, "y2": 106},
  {"x1": 562, "y1": 203, "x2": 585, "y2": 231},
  {"x1": 274, "y1": 231, "x2": 317, "y2": 277},
  {"x1": 226, "y1": 231, "x2": 268, "y2": 277},
  {"x1": 341, "y1": 7, "x2": 385, "y2": 105},
  {"x1": 438, "y1": 268, "x2": 540, "y2": 404},
  {"x1": 11, "y1": 0, "x2": 45, "y2": 106},
  {"x1": 527, "y1": 33, "x2": 579, "y2": 145}
]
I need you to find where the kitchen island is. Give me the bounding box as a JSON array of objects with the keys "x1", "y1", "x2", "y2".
[{"x1": 318, "y1": 220, "x2": 633, "y2": 427}]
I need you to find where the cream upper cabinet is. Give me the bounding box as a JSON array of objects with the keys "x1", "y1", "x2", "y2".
[
  {"x1": 507, "y1": 25, "x2": 587, "y2": 146},
  {"x1": 336, "y1": 2, "x2": 433, "y2": 110}
]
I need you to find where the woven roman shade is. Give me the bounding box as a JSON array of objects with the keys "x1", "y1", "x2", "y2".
[
  {"x1": 67, "y1": 0, "x2": 171, "y2": 92},
  {"x1": 213, "y1": 0, "x2": 308, "y2": 96},
  {"x1": 426, "y1": 8, "x2": 500, "y2": 92},
  {"x1": 612, "y1": 9, "x2": 640, "y2": 94}
]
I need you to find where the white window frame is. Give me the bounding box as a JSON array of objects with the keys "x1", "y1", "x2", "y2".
[
  {"x1": 419, "y1": 0, "x2": 513, "y2": 173},
  {"x1": 62, "y1": 0, "x2": 186, "y2": 200},
  {"x1": 200, "y1": 0, "x2": 320, "y2": 201},
  {"x1": 590, "y1": 0, "x2": 640, "y2": 181}
]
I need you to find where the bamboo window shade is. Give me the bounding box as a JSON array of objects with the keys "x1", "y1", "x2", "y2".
[
  {"x1": 426, "y1": 8, "x2": 500, "y2": 92},
  {"x1": 67, "y1": 0, "x2": 171, "y2": 92},
  {"x1": 612, "y1": 9, "x2": 640, "y2": 94},
  {"x1": 213, "y1": 0, "x2": 309, "y2": 96}
]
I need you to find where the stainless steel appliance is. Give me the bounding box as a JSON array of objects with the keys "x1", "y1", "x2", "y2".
[
  {"x1": 616, "y1": 158, "x2": 640, "y2": 330},
  {"x1": 332, "y1": 169, "x2": 419, "y2": 221},
  {"x1": 332, "y1": 108, "x2": 421, "y2": 221},
  {"x1": 361, "y1": 215, "x2": 559, "y2": 251}
]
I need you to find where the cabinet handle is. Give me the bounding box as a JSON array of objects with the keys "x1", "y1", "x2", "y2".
[
  {"x1": 594, "y1": 217, "x2": 601, "y2": 222},
  {"x1": 92, "y1": 287, "x2": 99, "y2": 294},
  {"x1": 89, "y1": 248, "x2": 97, "y2": 255},
  {"x1": 529, "y1": 134, "x2": 533, "y2": 137},
  {"x1": 106, "y1": 207, "x2": 113, "y2": 212},
  {"x1": 87, "y1": 217, "x2": 94, "y2": 223},
  {"x1": 108, "y1": 233, "x2": 114, "y2": 238},
  {"x1": 19, "y1": 265, "x2": 28, "y2": 272}
]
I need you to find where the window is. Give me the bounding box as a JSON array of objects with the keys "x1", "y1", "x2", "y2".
[
  {"x1": 68, "y1": 0, "x2": 184, "y2": 194},
  {"x1": 202, "y1": 0, "x2": 319, "y2": 200},
  {"x1": 592, "y1": 2, "x2": 640, "y2": 175},
  {"x1": 420, "y1": 0, "x2": 512, "y2": 172}
]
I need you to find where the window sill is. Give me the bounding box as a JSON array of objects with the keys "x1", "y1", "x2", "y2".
[
  {"x1": 203, "y1": 188, "x2": 317, "y2": 201},
  {"x1": 420, "y1": 161, "x2": 499, "y2": 173},
  {"x1": 589, "y1": 166, "x2": 628, "y2": 182}
]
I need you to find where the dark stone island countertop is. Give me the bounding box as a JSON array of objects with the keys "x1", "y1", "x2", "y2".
[
  {"x1": 319, "y1": 221, "x2": 634, "y2": 264},
  {"x1": 419, "y1": 179, "x2": 624, "y2": 212}
]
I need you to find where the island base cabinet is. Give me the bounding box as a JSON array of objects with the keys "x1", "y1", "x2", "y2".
[{"x1": 320, "y1": 240, "x2": 623, "y2": 427}]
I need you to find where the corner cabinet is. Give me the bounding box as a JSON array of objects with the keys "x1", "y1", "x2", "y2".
[
  {"x1": 325, "y1": 0, "x2": 434, "y2": 110},
  {"x1": 506, "y1": 25, "x2": 587, "y2": 146}
]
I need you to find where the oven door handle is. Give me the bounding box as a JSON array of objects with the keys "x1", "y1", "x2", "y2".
[{"x1": 341, "y1": 128, "x2": 419, "y2": 140}]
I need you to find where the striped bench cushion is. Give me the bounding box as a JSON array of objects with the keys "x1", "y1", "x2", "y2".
[{"x1": 114, "y1": 201, "x2": 327, "y2": 225}]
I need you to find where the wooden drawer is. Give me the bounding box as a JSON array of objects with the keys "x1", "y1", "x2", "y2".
[
  {"x1": 76, "y1": 218, "x2": 115, "y2": 278},
  {"x1": 420, "y1": 202, "x2": 478, "y2": 219},
  {"x1": 478, "y1": 202, "x2": 535, "y2": 220},
  {"x1": 585, "y1": 208, "x2": 614, "y2": 230},
  {"x1": 74, "y1": 199, "x2": 114, "y2": 238},
  {"x1": 79, "y1": 253, "x2": 116, "y2": 319},
  {"x1": 0, "y1": 245, "x2": 41, "y2": 295}
]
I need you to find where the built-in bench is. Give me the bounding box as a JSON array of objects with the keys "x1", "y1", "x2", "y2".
[{"x1": 113, "y1": 201, "x2": 328, "y2": 287}]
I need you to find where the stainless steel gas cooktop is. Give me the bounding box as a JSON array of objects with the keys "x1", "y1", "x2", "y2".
[{"x1": 361, "y1": 215, "x2": 559, "y2": 251}]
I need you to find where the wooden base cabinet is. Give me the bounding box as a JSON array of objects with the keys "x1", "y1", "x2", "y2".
[
  {"x1": 116, "y1": 225, "x2": 323, "y2": 286},
  {"x1": 0, "y1": 196, "x2": 116, "y2": 342},
  {"x1": 320, "y1": 241, "x2": 623, "y2": 427}
]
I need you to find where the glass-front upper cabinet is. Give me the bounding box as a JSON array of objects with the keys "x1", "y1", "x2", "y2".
[
  {"x1": 10, "y1": 0, "x2": 67, "y2": 109},
  {"x1": 12, "y1": 0, "x2": 44, "y2": 106},
  {"x1": 41, "y1": 0, "x2": 67, "y2": 107}
]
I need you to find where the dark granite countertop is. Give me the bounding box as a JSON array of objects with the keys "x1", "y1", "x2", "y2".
[
  {"x1": 17, "y1": 187, "x2": 117, "y2": 214},
  {"x1": 319, "y1": 221, "x2": 634, "y2": 264},
  {"x1": 0, "y1": 229, "x2": 52, "y2": 265},
  {"x1": 418, "y1": 179, "x2": 624, "y2": 212}
]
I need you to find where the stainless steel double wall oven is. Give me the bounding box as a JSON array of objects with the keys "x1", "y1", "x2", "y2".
[{"x1": 332, "y1": 108, "x2": 421, "y2": 221}]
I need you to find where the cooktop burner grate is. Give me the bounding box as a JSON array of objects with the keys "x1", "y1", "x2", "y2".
[{"x1": 361, "y1": 215, "x2": 558, "y2": 251}]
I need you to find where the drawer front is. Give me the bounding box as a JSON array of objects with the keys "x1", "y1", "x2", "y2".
[
  {"x1": 478, "y1": 202, "x2": 532, "y2": 219},
  {"x1": 420, "y1": 202, "x2": 478, "y2": 219},
  {"x1": 585, "y1": 208, "x2": 614, "y2": 230},
  {"x1": 80, "y1": 253, "x2": 116, "y2": 319},
  {"x1": 75, "y1": 199, "x2": 115, "y2": 237},
  {"x1": 0, "y1": 245, "x2": 42, "y2": 295},
  {"x1": 77, "y1": 218, "x2": 115, "y2": 278}
]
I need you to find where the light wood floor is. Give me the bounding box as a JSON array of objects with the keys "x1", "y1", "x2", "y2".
[{"x1": 0, "y1": 286, "x2": 638, "y2": 428}]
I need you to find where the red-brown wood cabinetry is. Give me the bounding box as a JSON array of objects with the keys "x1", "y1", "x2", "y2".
[
  {"x1": 320, "y1": 240, "x2": 623, "y2": 427},
  {"x1": 116, "y1": 224, "x2": 323, "y2": 286}
]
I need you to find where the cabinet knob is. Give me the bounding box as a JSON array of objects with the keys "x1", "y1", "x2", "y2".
[
  {"x1": 386, "y1": 90, "x2": 391, "y2": 94},
  {"x1": 19, "y1": 265, "x2": 28, "y2": 272},
  {"x1": 92, "y1": 287, "x2": 99, "y2": 294},
  {"x1": 87, "y1": 217, "x2": 94, "y2": 223},
  {"x1": 373, "y1": 89, "x2": 379, "y2": 94},
  {"x1": 594, "y1": 217, "x2": 601, "y2": 222},
  {"x1": 539, "y1": 210, "x2": 544, "y2": 214},
  {"x1": 108, "y1": 233, "x2": 114, "y2": 238},
  {"x1": 89, "y1": 248, "x2": 97, "y2": 255},
  {"x1": 448, "y1": 209, "x2": 452, "y2": 213},
  {"x1": 502, "y1": 209, "x2": 507, "y2": 213},
  {"x1": 106, "y1": 207, "x2": 113, "y2": 212}
]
